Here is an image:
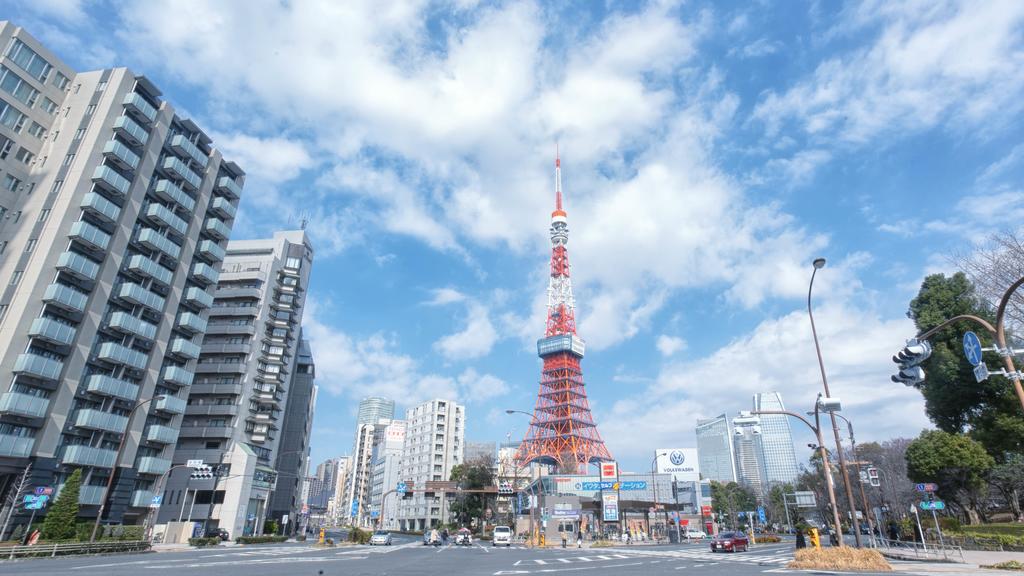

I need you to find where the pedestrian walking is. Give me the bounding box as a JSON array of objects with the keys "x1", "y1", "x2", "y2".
[
  {"x1": 442, "y1": 528, "x2": 449, "y2": 545},
  {"x1": 577, "y1": 530, "x2": 583, "y2": 548},
  {"x1": 561, "y1": 530, "x2": 567, "y2": 548},
  {"x1": 795, "y1": 530, "x2": 806, "y2": 549}
]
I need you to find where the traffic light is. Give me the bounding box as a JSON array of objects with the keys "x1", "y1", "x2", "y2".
[
  {"x1": 190, "y1": 465, "x2": 215, "y2": 479},
  {"x1": 498, "y1": 482, "x2": 514, "y2": 496},
  {"x1": 867, "y1": 467, "x2": 880, "y2": 487},
  {"x1": 891, "y1": 339, "x2": 932, "y2": 386}
]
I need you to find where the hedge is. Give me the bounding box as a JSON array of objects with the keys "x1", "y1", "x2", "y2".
[
  {"x1": 189, "y1": 537, "x2": 221, "y2": 547},
  {"x1": 236, "y1": 535, "x2": 288, "y2": 544}
]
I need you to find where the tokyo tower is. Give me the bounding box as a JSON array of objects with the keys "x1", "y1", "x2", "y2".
[{"x1": 515, "y1": 153, "x2": 613, "y2": 474}]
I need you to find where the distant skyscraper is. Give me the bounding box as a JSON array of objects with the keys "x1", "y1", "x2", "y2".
[
  {"x1": 357, "y1": 397, "x2": 395, "y2": 426},
  {"x1": 695, "y1": 414, "x2": 737, "y2": 483},
  {"x1": 753, "y1": 392, "x2": 799, "y2": 485},
  {"x1": 732, "y1": 413, "x2": 768, "y2": 497},
  {"x1": 464, "y1": 441, "x2": 495, "y2": 463}
]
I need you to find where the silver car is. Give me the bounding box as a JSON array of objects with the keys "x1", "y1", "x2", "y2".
[{"x1": 369, "y1": 530, "x2": 392, "y2": 546}]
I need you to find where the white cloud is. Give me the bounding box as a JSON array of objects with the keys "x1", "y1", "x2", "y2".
[
  {"x1": 213, "y1": 133, "x2": 315, "y2": 184},
  {"x1": 426, "y1": 288, "x2": 467, "y2": 306},
  {"x1": 434, "y1": 301, "x2": 499, "y2": 361},
  {"x1": 656, "y1": 335, "x2": 687, "y2": 357}
]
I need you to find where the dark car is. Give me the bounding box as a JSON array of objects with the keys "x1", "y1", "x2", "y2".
[
  {"x1": 710, "y1": 531, "x2": 749, "y2": 553},
  {"x1": 205, "y1": 527, "x2": 230, "y2": 541}
]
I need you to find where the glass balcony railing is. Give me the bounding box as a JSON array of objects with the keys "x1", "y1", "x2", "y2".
[
  {"x1": 130, "y1": 489, "x2": 155, "y2": 508},
  {"x1": 215, "y1": 176, "x2": 242, "y2": 199},
  {"x1": 177, "y1": 312, "x2": 207, "y2": 334},
  {"x1": 163, "y1": 156, "x2": 202, "y2": 191},
  {"x1": 28, "y1": 317, "x2": 77, "y2": 346},
  {"x1": 85, "y1": 374, "x2": 139, "y2": 401},
  {"x1": 204, "y1": 217, "x2": 230, "y2": 240},
  {"x1": 210, "y1": 197, "x2": 236, "y2": 219},
  {"x1": 197, "y1": 240, "x2": 225, "y2": 262},
  {"x1": 62, "y1": 444, "x2": 117, "y2": 468},
  {"x1": 162, "y1": 366, "x2": 194, "y2": 387},
  {"x1": 154, "y1": 394, "x2": 186, "y2": 414},
  {"x1": 136, "y1": 456, "x2": 171, "y2": 475},
  {"x1": 102, "y1": 139, "x2": 140, "y2": 171},
  {"x1": 108, "y1": 311, "x2": 158, "y2": 341},
  {"x1": 184, "y1": 287, "x2": 214, "y2": 309},
  {"x1": 43, "y1": 283, "x2": 88, "y2": 313},
  {"x1": 153, "y1": 179, "x2": 196, "y2": 213},
  {"x1": 146, "y1": 203, "x2": 189, "y2": 236},
  {"x1": 0, "y1": 434, "x2": 34, "y2": 458},
  {"x1": 70, "y1": 220, "x2": 112, "y2": 251},
  {"x1": 118, "y1": 282, "x2": 166, "y2": 312},
  {"x1": 78, "y1": 485, "x2": 104, "y2": 506},
  {"x1": 127, "y1": 254, "x2": 174, "y2": 286},
  {"x1": 91, "y1": 165, "x2": 132, "y2": 197},
  {"x1": 13, "y1": 353, "x2": 63, "y2": 381},
  {"x1": 0, "y1": 392, "x2": 49, "y2": 418},
  {"x1": 136, "y1": 228, "x2": 182, "y2": 260},
  {"x1": 113, "y1": 114, "x2": 148, "y2": 147},
  {"x1": 191, "y1": 262, "x2": 219, "y2": 285},
  {"x1": 74, "y1": 408, "x2": 129, "y2": 433},
  {"x1": 170, "y1": 134, "x2": 209, "y2": 168},
  {"x1": 97, "y1": 342, "x2": 149, "y2": 370},
  {"x1": 170, "y1": 338, "x2": 201, "y2": 360},
  {"x1": 57, "y1": 251, "x2": 100, "y2": 281},
  {"x1": 144, "y1": 425, "x2": 179, "y2": 444},
  {"x1": 80, "y1": 192, "x2": 122, "y2": 223},
  {"x1": 122, "y1": 92, "x2": 157, "y2": 123}
]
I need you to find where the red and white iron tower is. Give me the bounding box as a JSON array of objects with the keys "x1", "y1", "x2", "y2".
[{"x1": 515, "y1": 153, "x2": 613, "y2": 474}]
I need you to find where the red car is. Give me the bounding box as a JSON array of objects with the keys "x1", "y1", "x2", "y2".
[{"x1": 710, "y1": 531, "x2": 749, "y2": 553}]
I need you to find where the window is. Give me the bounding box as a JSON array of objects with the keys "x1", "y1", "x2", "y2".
[
  {"x1": 0, "y1": 65, "x2": 40, "y2": 107},
  {"x1": 10, "y1": 271, "x2": 22, "y2": 286},
  {"x1": 96, "y1": 81, "x2": 107, "y2": 92},
  {"x1": 39, "y1": 97, "x2": 57, "y2": 115},
  {"x1": 50, "y1": 179, "x2": 63, "y2": 194},
  {"x1": 52, "y1": 71, "x2": 69, "y2": 90},
  {"x1": 37, "y1": 208, "x2": 50, "y2": 222},
  {"x1": 0, "y1": 304, "x2": 7, "y2": 320},
  {"x1": 285, "y1": 256, "x2": 301, "y2": 269},
  {"x1": 0, "y1": 101, "x2": 27, "y2": 132},
  {"x1": 62, "y1": 153, "x2": 74, "y2": 166},
  {"x1": 3, "y1": 174, "x2": 20, "y2": 192},
  {"x1": 0, "y1": 137, "x2": 12, "y2": 159},
  {"x1": 85, "y1": 104, "x2": 95, "y2": 115},
  {"x1": 26, "y1": 121, "x2": 44, "y2": 139},
  {"x1": 73, "y1": 128, "x2": 84, "y2": 140},
  {"x1": 0, "y1": 241, "x2": 6, "y2": 254},
  {"x1": 5, "y1": 39, "x2": 52, "y2": 82},
  {"x1": 14, "y1": 147, "x2": 34, "y2": 165},
  {"x1": 24, "y1": 239, "x2": 36, "y2": 253},
  {"x1": 13, "y1": 211, "x2": 22, "y2": 222}
]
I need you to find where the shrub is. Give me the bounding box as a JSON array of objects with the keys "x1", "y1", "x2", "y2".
[
  {"x1": 756, "y1": 535, "x2": 782, "y2": 543},
  {"x1": 348, "y1": 527, "x2": 371, "y2": 545},
  {"x1": 189, "y1": 537, "x2": 221, "y2": 547},
  {"x1": 788, "y1": 548, "x2": 892, "y2": 572},
  {"x1": 75, "y1": 521, "x2": 94, "y2": 542},
  {"x1": 42, "y1": 469, "x2": 82, "y2": 541},
  {"x1": 236, "y1": 535, "x2": 288, "y2": 544},
  {"x1": 981, "y1": 560, "x2": 1024, "y2": 571},
  {"x1": 263, "y1": 520, "x2": 279, "y2": 535},
  {"x1": 10, "y1": 524, "x2": 24, "y2": 542}
]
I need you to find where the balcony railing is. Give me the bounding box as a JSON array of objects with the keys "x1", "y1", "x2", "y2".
[
  {"x1": 153, "y1": 179, "x2": 196, "y2": 213},
  {"x1": 28, "y1": 317, "x2": 77, "y2": 346},
  {"x1": 57, "y1": 251, "x2": 100, "y2": 282},
  {"x1": 123, "y1": 92, "x2": 157, "y2": 123},
  {"x1": 177, "y1": 312, "x2": 207, "y2": 334},
  {"x1": 146, "y1": 203, "x2": 189, "y2": 236},
  {"x1": 191, "y1": 262, "x2": 219, "y2": 285},
  {"x1": 184, "y1": 287, "x2": 214, "y2": 309},
  {"x1": 79, "y1": 485, "x2": 104, "y2": 506},
  {"x1": 108, "y1": 311, "x2": 158, "y2": 341},
  {"x1": 162, "y1": 156, "x2": 202, "y2": 191},
  {"x1": 0, "y1": 392, "x2": 49, "y2": 418},
  {"x1": 144, "y1": 425, "x2": 179, "y2": 444},
  {"x1": 118, "y1": 282, "x2": 166, "y2": 312},
  {"x1": 80, "y1": 192, "x2": 121, "y2": 224},
  {"x1": 112, "y1": 115, "x2": 148, "y2": 147},
  {"x1": 197, "y1": 240, "x2": 225, "y2": 263},
  {"x1": 154, "y1": 394, "x2": 186, "y2": 414},
  {"x1": 215, "y1": 176, "x2": 242, "y2": 199},
  {"x1": 70, "y1": 220, "x2": 111, "y2": 252},
  {"x1": 13, "y1": 353, "x2": 63, "y2": 381},
  {"x1": 91, "y1": 165, "x2": 131, "y2": 197},
  {"x1": 170, "y1": 338, "x2": 201, "y2": 360},
  {"x1": 209, "y1": 197, "x2": 236, "y2": 219},
  {"x1": 136, "y1": 228, "x2": 182, "y2": 260},
  {"x1": 161, "y1": 366, "x2": 194, "y2": 387},
  {"x1": 0, "y1": 434, "x2": 34, "y2": 458},
  {"x1": 130, "y1": 489, "x2": 155, "y2": 508},
  {"x1": 74, "y1": 408, "x2": 129, "y2": 433},
  {"x1": 102, "y1": 139, "x2": 140, "y2": 171},
  {"x1": 203, "y1": 218, "x2": 231, "y2": 241},
  {"x1": 170, "y1": 134, "x2": 209, "y2": 168},
  {"x1": 42, "y1": 283, "x2": 88, "y2": 314},
  {"x1": 61, "y1": 444, "x2": 117, "y2": 468},
  {"x1": 136, "y1": 456, "x2": 171, "y2": 475},
  {"x1": 126, "y1": 254, "x2": 173, "y2": 286},
  {"x1": 97, "y1": 342, "x2": 149, "y2": 370},
  {"x1": 85, "y1": 374, "x2": 139, "y2": 401}
]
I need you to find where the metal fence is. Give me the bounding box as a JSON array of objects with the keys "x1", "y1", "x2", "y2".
[
  {"x1": 1, "y1": 540, "x2": 151, "y2": 560},
  {"x1": 877, "y1": 538, "x2": 964, "y2": 563}
]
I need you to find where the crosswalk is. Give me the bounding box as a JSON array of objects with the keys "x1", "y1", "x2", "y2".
[{"x1": 595, "y1": 545, "x2": 794, "y2": 565}]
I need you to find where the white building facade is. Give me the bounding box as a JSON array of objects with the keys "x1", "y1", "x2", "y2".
[{"x1": 396, "y1": 399, "x2": 464, "y2": 531}]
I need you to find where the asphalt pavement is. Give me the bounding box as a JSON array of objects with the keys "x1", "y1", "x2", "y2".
[{"x1": 0, "y1": 536, "x2": 976, "y2": 576}]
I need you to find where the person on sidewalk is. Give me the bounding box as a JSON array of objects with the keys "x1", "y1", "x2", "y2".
[
  {"x1": 796, "y1": 530, "x2": 806, "y2": 549},
  {"x1": 577, "y1": 530, "x2": 583, "y2": 548}
]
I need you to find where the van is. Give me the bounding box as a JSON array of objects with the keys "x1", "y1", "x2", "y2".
[{"x1": 492, "y1": 525, "x2": 512, "y2": 547}]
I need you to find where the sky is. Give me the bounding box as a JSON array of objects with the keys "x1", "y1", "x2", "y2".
[{"x1": 9, "y1": 0, "x2": 1024, "y2": 474}]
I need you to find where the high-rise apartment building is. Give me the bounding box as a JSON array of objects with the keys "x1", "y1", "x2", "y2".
[
  {"x1": 396, "y1": 399, "x2": 464, "y2": 531},
  {"x1": 368, "y1": 419, "x2": 405, "y2": 530},
  {"x1": 160, "y1": 230, "x2": 313, "y2": 537},
  {"x1": 732, "y1": 413, "x2": 768, "y2": 497},
  {"x1": 752, "y1": 392, "x2": 799, "y2": 485},
  {"x1": 0, "y1": 22, "x2": 243, "y2": 527},
  {"x1": 356, "y1": 396, "x2": 394, "y2": 426},
  {"x1": 695, "y1": 414, "x2": 737, "y2": 483},
  {"x1": 325, "y1": 455, "x2": 349, "y2": 523}
]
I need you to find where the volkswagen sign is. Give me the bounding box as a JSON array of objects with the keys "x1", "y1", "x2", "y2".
[
  {"x1": 669, "y1": 451, "x2": 685, "y2": 466},
  {"x1": 656, "y1": 448, "x2": 700, "y2": 482}
]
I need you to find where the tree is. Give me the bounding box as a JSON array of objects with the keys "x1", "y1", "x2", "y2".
[
  {"x1": 448, "y1": 456, "x2": 494, "y2": 529},
  {"x1": 987, "y1": 454, "x2": 1024, "y2": 522},
  {"x1": 905, "y1": 430, "x2": 994, "y2": 525},
  {"x1": 907, "y1": 273, "x2": 1024, "y2": 456},
  {"x1": 766, "y1": 483, "x2": 795, "y2": 530},
  {"x1": 856, "y1": 438, "x2": 919, "y2": 519},
  {"x1": 710, "y1": 481, "x2": 756, "y2": 530},
  {"x1": 950, "y1": 230, "x2": 1024, "y2": 336},
  {"x1": 42, "y1": 469, "x2": 82, "y2": 541}
]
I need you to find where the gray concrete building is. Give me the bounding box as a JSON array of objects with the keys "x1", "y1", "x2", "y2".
[
  {"x1": 732, "y1": 413, "x2": 768, "y2": 498},
  {"x1": 159, "y1": 230, "x2": 313, "y2": 537},
  {"x1": 368, "y1": 419, "x2": 405, "y2": 530},
  {"x1": 0, "y1": 22, "x2": 242, "y2": 530},
  {"x1": 396, "y1": 398, "x2": 464, "y2": 531}
]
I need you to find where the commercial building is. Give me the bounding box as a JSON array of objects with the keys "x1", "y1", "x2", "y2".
[
  {"x1": 752, "y1": 392, "x2": 799, "y2": 485},
  {"x1": 368, "y1": 419, "x2": 405, "y2": 530},
  {"x1": 160, "y1": 230, "x2": 314, "y2": 537},
  {"x1": 356, "y1": 396, "x2": 394, "y2": 426},
  {"x1": 732, "y1": 413, "x2": 767, "y2": 497},
  {"x1": 695, "y1": 414, "x2": 737, "y2": 483},
  {"x1": 396, "y1": 398, "x2": 464, "y2": 531},
  {"x1": 0, "y1": 22, "x2": 243, "y2": 528}
]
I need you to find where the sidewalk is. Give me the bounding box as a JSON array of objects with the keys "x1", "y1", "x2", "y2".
[{"x1": 888, "y1": 549, "x2": 1024, "y2": 575}]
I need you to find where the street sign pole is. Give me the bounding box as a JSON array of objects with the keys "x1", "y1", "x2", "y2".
[
  {"x1": 910, "y1": 505, "x2": 926, "y2": 551},
  {"x1": 930, "y1": 507, "x2": 944, "y2": 548}
]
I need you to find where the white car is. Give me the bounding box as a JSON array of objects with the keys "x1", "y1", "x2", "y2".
[
  {"x1": 686, "y1": 530, "x2": 707, "y2": 540},
  {"x1": 369, "y1": 530, "x2": 392, "y2": 546},
  {"x1": 492, "y1": 526, "x2": 512, "y2": 547}
]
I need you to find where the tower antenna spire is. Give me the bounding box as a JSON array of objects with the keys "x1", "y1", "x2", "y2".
[{"x1": 553, "y1": 143, "x2": 565, "y2": 218}]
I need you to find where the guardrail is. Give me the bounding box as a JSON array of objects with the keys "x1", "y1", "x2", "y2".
[
  {"x1": 877, "y1": 538, "x2": 964, "y2": 563},
  {"x1": 1, "y1": 540, "x2": 150, "y2": 560}
]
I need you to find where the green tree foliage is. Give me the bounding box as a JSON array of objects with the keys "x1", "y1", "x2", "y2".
[
  {"x1": 449, "y1": 456, "x2": 495, "y2": 529},
  {"x1": 42, "y1": 468, "x2": 82, "y2": 541},
  {"x1": 907, "y1": 273, "x2": 1024, "y2": 456},
  {"x1": 766, "y1": 483, "x2": 795, "y2": 528},
  {"x1": 710, "y1": 481, "x2": 756, "y2": 530},
  {"x1": 905, "y1": 430, "x2": 994, "y2": 524}
]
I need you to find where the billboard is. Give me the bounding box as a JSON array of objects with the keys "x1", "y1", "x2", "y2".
[
  {"x1": 600, "y1": 462, "x2": 618, "y2": 479},
  {"x1": 656, "y1": 449, "x2": 700, "y2": 483},
  {"x1": 602, "y1": 493, "x2": 619, "y2": 522}
]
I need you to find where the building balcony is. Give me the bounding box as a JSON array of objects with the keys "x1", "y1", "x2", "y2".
[
  {"x1": 97, "y1": 342, "x2": 149, "y2": 371},
  {"x1": 91, "y1": 165, "x2": 132, "y2": 197},
  {"x1": 0, "y1": 434, "x2": 34, "y2": 458},
  {"x1": 209, "y1": 197, "x2": 236, "y2": 219},
  {"x1": 183, "y1": 287, "x2": 214, "y2": 309},
  {"x1": 162, "y1": 365, "x2": 194, "y2": 387},
  {"x1": 62, "y1": 444, "x2": 117, "y2": 468},
  {"x1": 197, "y1": 240, "x2": 225, "y2": 263},
  {"x1": 215, "y1": 286, "x2": 261, "y2": 300},
  {"x1": 122, "y1": 92, "x2": 157, "y2": 124},
  {"x1": 78, "y1": 485, "x2": 104, "y2": 506},
  {"x1": 136, "y1": 456, "x2": 171, "y2": 476},
  {"x1": 144, "y1": 424, "x2": 179, "y2": 444},
  {"x1": 130, "y1": 489, "x2": 155, "y2": 508},
  {"x1": 190, "y1": 383, "x2": 242, "y2": 396},
  {"x1": 57, "y1": 251, "x2": 100, "y2": 282},
  {"x1": 203, "y1": 217, "x2": 230, "y2": 241},
  {"x1": 113, "y1": 114, "x2": 149, "y2": 147},
  {"x1": 13, "y1": 353, "x2": 63, "y2": 382},
  {"x1": 70, "y1": 220, "x2": 112, "y2": 252},
  {"x1": 195, "y1": 361, "x2": 247, "y2": 375},
  {"x1": 0, "y1": 392, "x2": 49, "y2": 418},
  {"x1": 80, "y1": 192, "x2": 122, "y2": 224},
  {"x1": 118, "y1": 282, "x2": 166, "y2": 312},
  {"x1": 153, "y1": 179, "x2": 196, "y2": 213},
  {"x1": 85, "y1": 374, "x2": 139, "y2": 401},
  {"x1": 162, "y1": 156, "x2": 202, "y2": 191},
  {"x1": 127, "y1": 256, "x2": 172, "y2": 288},
  {"x1": 28, "y1": 317, "x2": 77, "y2": 347},
  {"x1": 169, "y1": 134, "x2": 209, "y2": 169},
  {"x1": 102, "y1": 139, "x2": 140, "y2": 171},
  {"x1": 202, "y1": 343, "x2": 249, "y2": 355},
  {"x1": 178, "y1": 426, "x2": 233, "y2": 439},
  {"x1": 205, "y1": 323, "x2": 255, "y2": 336},
  {"x1": 190, "y1": 262, "x2": 219, "y2": 286},
  {"x1": 154, "y1": 394, "x2": 186, "y2": 414},
  {"x1": 185, "y1": 404, "x2": 238, "y2": 417},
  {"x1": 176, "y1": 312, "x2": 207, "y2": 335},
  {"x1": 108, "y1": 311, "x2": 158, "y2": 341},
  {"x1": 74, "y1": 408, "x2": 129, "y2": 434},
  {"x1": 170, "y1": 338, "x2": 201, "y2": 360},
  {"x1": 215, "y1": 176, "x2": 242, "y2": 199},
  {"x1": 42, "y1": 283, "x2": 88, "y2": 314},
  {"x1": 136, "y1": 228, "x2": 182, "y2": 260},
  {"x1": 146, "y1": 203, "x2": 189, "y2": 236},
  {"x1": 208, "y1": 305, "x2": 257, "y2": 317}
]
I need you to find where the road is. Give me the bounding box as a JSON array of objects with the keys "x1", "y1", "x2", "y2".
[{"x1": 0, "y1": 536, "x2": 903, "y2": 576}]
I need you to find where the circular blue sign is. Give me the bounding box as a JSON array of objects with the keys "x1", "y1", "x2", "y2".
[{"x1": 963, "y1": 331, "x2": 983, "y2": 367}]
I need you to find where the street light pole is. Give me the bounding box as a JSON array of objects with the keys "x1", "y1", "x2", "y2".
[
  {"x1": 650, "y1": 452, "x2": 667, "y2": 542},
  {"x1": 834, "y1": 413, "x2": 875, "y2": 544},
  {"x1": 505, "y1": 410, "x2": 538, "y2": 547},
  {"x1": 91, "y1": 395, "x2": 164, "y2": 543},
  {"x1": 808, "y1": 258, "x2": 862, "y2": 546}
]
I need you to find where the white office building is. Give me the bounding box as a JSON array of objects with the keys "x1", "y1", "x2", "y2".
[
  {"x1": 368, "y1": 420, "x2": 405, "y2": 530},
  {"x1": 396, "y1": 399, "x2": 464, "y2": 531}
]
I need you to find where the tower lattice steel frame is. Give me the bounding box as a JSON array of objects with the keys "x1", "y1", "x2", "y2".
[{"x1": 515, "y1": 153, "x2": 613, "y2": 474}]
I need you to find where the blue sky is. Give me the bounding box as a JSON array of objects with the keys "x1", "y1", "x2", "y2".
[{"x1": 10, "y1": 0, "x2": 1023, "y2": 473}]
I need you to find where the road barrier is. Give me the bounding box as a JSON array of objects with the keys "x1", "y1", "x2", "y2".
[
  {"x1": 1, "y1": 540, "x2": 150, "y2": 560},
  {"x1": 877, "y1": 538, "x2": 964, "y2": 563}
]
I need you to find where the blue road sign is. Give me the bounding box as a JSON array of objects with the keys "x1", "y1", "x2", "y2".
[
  {"x1": 351, "y1": 499, "x2": 359, "y2": 517},
  {"x1": 963, "y1": 331, "x2": 983, "y2": 367},
  {"x1": 150, "y1": 495, "x2": 163, "y2": 508},
  {"x1": 757, "y1": 506, "x2": 766, "y2": 524},
  {"x1": 370, "y1": 510, "x2": 379, "y2": 518},
  {"x1": 396, "y1": 482, "x2": 407, "y2": 494}
]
